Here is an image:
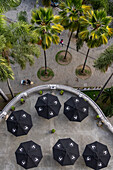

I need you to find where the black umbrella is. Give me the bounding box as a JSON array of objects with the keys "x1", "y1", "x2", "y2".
[
  {"x1": 35, "y1": 93, "x2": 61, "y2": 119},
  {"x1": 64, "y1": 96, "x2": 89, "y2": 122},
  {"x1": 15, "y1": 140, "x2": 43, "y2": 169},
  {"x1": 53, "y1": 138, "x2": 79, "y2": 166},
  {"x1": 83, "y1": 141, "x2": 111, "y2": 170},
  {"x1": 6, "y1": 110, "x2": 33, "y2": 137}
]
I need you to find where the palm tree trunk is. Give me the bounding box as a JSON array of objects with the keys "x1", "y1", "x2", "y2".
[
  {"x1": 81, "y1": 48, "x2": 90, "y2": 73},
  {"x1": 95, "y1": 73, "x2": 113, "y2": 102},
  {"x1": 7, "y1": 79, "x2": 14, "y2": 98},
  {"x1": 75, "y1": 27, "x2": 79, "y2": 39},
  {"x1": 44, "y1": 50, "x2": 47, "y2": 74},
  {"x1": 64, "y1": 31, "x2": 73, "y2": 59},
  {"x1": 0, "y1": 88, "x2": 9, "y2": 101},
  {"x1": 75, "y1": 23, "x2": 80, "y2": 39}
]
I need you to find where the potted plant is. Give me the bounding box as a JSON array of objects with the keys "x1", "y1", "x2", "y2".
[
  {"x1": 20, "y1": 98, "x2": 25, "y2": 104},
  {"x1": 11, "y1": 106, "x2": 15, "y2": 111},
  {"x1": 60, "y1": 90, "x2": 64, "y2": 95},
  {"x1": 95, "y1": 114, "x2": 100, "y2": 120},
  {"x1": 51, "y1": 129, "x2": 55, "y2": 133},
  {"x1": 38, "y1": 90, "x2": 43, "y2": 95}
]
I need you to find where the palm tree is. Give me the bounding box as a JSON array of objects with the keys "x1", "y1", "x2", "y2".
[
  {"x1": 0, "y1": 0, "x2": 21, "y2": 13},
  {"x1": 42, "y1": 0, "x2": 51, "y2": 7},
  {"x1": 7, "y1": 21, "x2": 40, "y2": 69},
  {"x1": 59, "y1": 0, "x2": 91, "y2": 59},
  {"x1": 79, "y1": 9, "x2": 113, "y2": 73},
  {"x1": 17, "y1": 11, "x2": 28, "y2": 22},
  {"x1": 0, "y1": 15, "x2": 40, "y2": 97},
  {"x1": 31, "y1": 7, "x2": 64, "y2": 74},
  {"x1": 0, "y1": 57, "x2": 14, "y2": 97},
  {"x1": 84, "y1": 0, "x2": 108, "y2": 12},
  {"x1": 102, "y1": 87, "x2": 113, "y2": 104},
  {"x1": 101, "y1": 87, "x2": 113, "y2": 117},
  {"x1": 94, "y1": 45, "x2": 113, "y2": 102}
]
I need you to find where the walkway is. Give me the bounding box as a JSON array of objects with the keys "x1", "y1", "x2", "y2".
[
  {"x1": 0, "y1": 86, "x2": 113, "y2": 170},
  {"x1": 0, "y1": 0, "x2": 113, "y2": 94}
]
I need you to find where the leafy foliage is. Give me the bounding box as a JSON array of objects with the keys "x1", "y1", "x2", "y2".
[
  {"x1": 31, "y1": 7, "x2": 64, "y2": 50},
  {"x1": 0, "y1": 57, "x2": 14, "y2": 81},
  {"x1": 101, "y1": 87, "x2": 113, "y2": 117},
  {"x1": 85, "y1": 0, "x2": 108, "y2": 12},
  {"x1": 0, "y1": 14, "x2": 40, "y2": 83},
  {"x1": 94, "y1": 45, "x2": 113, "y2": 72},
  {"x1": 17, "y1": 11, "x2": 28, "y2": 22},
  {"x1": 11, "y1": 106, "x2": 15, "y2": 110},
  {"x1": 76, "y1": 38, "x2": 84, "y2": 51},
  {"x1": 42, "y1": 0, "x2": 51, "y2": 7},
  {"x1": 51, "y1": 129, "x2": 55, "y2": 133},
  {"x1": 108, "y1": 1, "x2": 113, "y2": 17},
  {"x1": 79, "y1": 9, "x2": 113, "y2": 49},
  {"x1": 1, "y1": 18, "x2": 40, "y2": 69},
  {"x1": 104, "y1": 105, "x2": 113, "y2": 117},
  {"x1": 102, "y1": 87, "x2": 113, "y2": 104},
  {"x1": 0, "y1": 0, "x2": 21, "y2": 13},
  {"x1": 59, "y1": 0, "x2": 91, "y2": 32}
]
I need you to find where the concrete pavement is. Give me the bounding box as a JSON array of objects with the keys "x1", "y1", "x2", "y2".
[
  {"x1": 0, "y1": 88, "x2": 113, "y2": 170},
  {"x1": 0, "y1": 0, "x2": 113, "y2": 94}
]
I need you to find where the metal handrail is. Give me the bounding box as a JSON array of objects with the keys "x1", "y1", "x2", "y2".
[{"x1": 1, "y1": 84, "x2": 113, "y2": 133}]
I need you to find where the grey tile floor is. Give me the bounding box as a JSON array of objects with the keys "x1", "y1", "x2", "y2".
[{"x1": 0, "y1": 90, "x2": 113, "y2": 170}]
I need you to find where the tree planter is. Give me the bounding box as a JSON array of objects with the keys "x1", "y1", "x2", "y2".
[
  {"x1": 37, "y1": 67, "x2": 54, "y2": 81},
  {"x1": 76, "y1": 65, "x2": 92, "y2": 80},
  {"x1": 56, "y1": 50, "x2": 72, "y2": 65}
]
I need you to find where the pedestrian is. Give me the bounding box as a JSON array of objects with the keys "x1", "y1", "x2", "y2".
[
  {"x1": 21, "y1": 80, "x2": 26, "y2": 85},
  {"x1": 27, "y1": 79, "x2": 31, "y2": 85},
  {"x1": 59, "y1": 39, "x2": 63, "y2": 46}
]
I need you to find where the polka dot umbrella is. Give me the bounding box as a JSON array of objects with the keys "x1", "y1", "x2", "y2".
[{"x1": 35, "y1": 93, "x2": 61, "y2": 119}]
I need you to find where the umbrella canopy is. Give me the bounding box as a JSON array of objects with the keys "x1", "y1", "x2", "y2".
[
  {"x1": 6, "y1": 110, "x2": 33, "y2": 137},
  {"x1": 53, "y1": 138, "x2": 79, "y2": 166},
  {"x1": 83, "y1": 141, "x2": 111, "y2": 170},
  {"x1": 15, "y1": 140, "x2": 43, "y2": 169},
  {"x1": 64, "y1": 96, "x2": 89, "y2": 122},
  {"x1": 35, "y1": 93, "x2": 61, "y2": 119}
]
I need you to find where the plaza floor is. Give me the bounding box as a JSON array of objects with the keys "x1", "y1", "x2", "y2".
[
  {"x1": 0, "y1": 2, "x2": 113, "y2": 169},
  {"x1": 0, "y1": 0, "x2": 113, "y2": 94},
  {"x1": 0, "y1": 89, "x2": 113, "y2": 170}
]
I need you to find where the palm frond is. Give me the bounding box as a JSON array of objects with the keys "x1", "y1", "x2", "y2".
[
  {"x1": 31, "y1": 7, "x2": 63, "y2": 50},
  {"x1": 0, "y1": 0, "x2": 21, "y2": 13},
  {"x1": 0, "y1": 57, "x2": 14, "y2": 81},
  {"x1": 94, "y1": 45, "x2": 113, "y2": 72}
]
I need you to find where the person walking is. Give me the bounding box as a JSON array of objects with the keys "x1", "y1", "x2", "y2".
[
  {"x1": 27, "y1": 79, "x2": 31, "y2": 85},
  {"x1": 59, "y1": 39, "x2": 63, "y2": 46}
]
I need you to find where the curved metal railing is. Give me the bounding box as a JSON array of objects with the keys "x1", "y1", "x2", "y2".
[{"x1": 1, "y1": 84, "x2": 113, "y2": 133}]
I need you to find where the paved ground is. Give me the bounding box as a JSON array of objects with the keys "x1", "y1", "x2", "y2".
[
  {"x1": 0, "y1": 0, "x2": 113, "y2": 94},
  {"x1": 0, "y1": 2, "x2": 113, "y2": 170},
  {"x1": 0, "y1": 89, "x2": 113, "y2": 170}
]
